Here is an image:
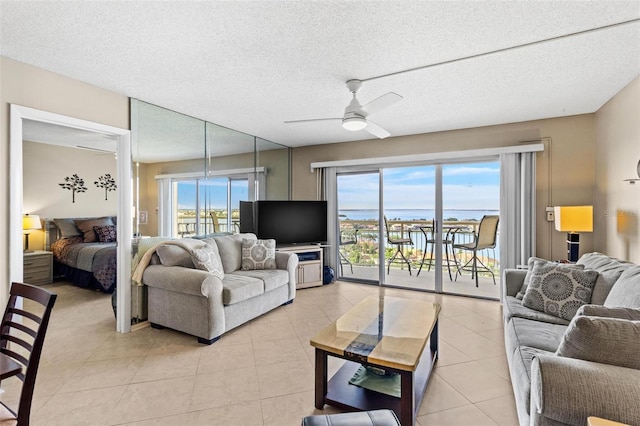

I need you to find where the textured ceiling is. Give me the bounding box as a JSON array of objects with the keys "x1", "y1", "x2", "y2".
[{"x1": 2, "y1": 1, "x2": 639, "y2": 148}]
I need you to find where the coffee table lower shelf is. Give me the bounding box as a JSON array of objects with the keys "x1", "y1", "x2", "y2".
[{"x1": 315, "y1": 346, "x2": 437, "y2": 425}]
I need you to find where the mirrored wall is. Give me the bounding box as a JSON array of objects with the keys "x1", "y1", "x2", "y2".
[{"x1": 130, "y1": 99, "x2": 290, "y2": 239}]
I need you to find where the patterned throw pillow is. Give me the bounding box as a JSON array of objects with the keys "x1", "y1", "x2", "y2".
[
  {"x1": 515, "y1": 257, "x2": 584, "y2": 300},
  {"x1": 241, "y1": 238, "x2": 276, "y2": 270},
  {"x1": 190, "y1": 242, "x2": 224, "y2": 279},
  {"x1": 522, "y1": 263, "x2": 599, "y2": 321},
  {"x1": 93, "y1": 225, "x2": 117, "y2": 243}
]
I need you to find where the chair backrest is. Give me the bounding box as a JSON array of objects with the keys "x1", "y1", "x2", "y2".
[
  {"x1": 476, "y1": 215, "x2": 500, "y2": 250},
  {"x1": 0, "y1": 282, "x2": 57, "y2": 425},
  {"x1": 340, "y1": 229, "x2": 358, "y2": 245},
  {"x1": 210, "y1": 212, "x2": 219, "y2": 232}
]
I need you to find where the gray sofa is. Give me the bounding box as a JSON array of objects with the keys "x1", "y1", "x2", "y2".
[
  {"x1": 503, "y1": 252, "x2": 640, "y2": 426},
  {"x1": 141, "y1": 233, "x2": 298, "y2": 344}
]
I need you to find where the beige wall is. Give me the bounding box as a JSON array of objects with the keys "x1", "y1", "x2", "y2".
[
  {"x1": 291, "y1": 114, "x2": 597, "y2": 260},
  {"x1": 594, "y1": 76, "x2": 640, "y2": 263},
  {"x1": 1, "y1": 57, "x2": 129, "y2": 306},
  {"x1": 23, "y1": 141, "x2": 117, "y2": 250}
]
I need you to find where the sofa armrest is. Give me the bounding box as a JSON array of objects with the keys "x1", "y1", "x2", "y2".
[
  {"x1": 503, "y1": 269, "x2": 527, "y2": 298},
  {"x1": 276, "y1": 251, "x2": 299, "y2": 300},
  {"x1": 530, "y1": 354, "x2": 640, "y2": 426},
  {"x1": 142, "y1": 265, "x2": 223, "y2": 298}
]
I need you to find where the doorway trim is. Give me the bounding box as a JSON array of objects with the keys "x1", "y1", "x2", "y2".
[{"x1": 10, "y1": 104, "x2": 132, "y2": 333}]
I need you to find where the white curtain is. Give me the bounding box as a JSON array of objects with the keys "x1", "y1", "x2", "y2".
[{"x1": 499, "y1": 152, "x2": 536, "y2": 283}]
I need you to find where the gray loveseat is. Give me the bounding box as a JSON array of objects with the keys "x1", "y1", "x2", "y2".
[
  {"x1": 141, "y1": 233, "x2": 298, "y2": 344},
  {"x1": 503, "y1": 252, "x2": 640, "y2": 426}
]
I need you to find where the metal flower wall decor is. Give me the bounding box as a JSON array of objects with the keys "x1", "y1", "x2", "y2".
[
  {"x1": 59, "y1": 174, "x2": 87, "y2": 203},
  {"x1": 95, "y1": 174, "x2": 117, "y2": 200}
]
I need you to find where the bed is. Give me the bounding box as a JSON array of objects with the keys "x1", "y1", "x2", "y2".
[{"x1": 45, "y1": 216, "x2": 117, "y2": 293}]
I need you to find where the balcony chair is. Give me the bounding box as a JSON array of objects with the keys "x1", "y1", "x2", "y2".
[
  {"x1": 453, "y1": 215, "x2": 500, "y2": 287},
  {"x1": 338, "y1": 228, "x2": 359, "y2": 275},
  {"x1": 384, "y1": 216, "x2": 413, "y2": 275},
  {"x1": 0, "y1": 282, "x2": 57, "y2": 426}
]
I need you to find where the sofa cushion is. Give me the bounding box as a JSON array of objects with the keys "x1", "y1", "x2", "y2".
[
  {"x1": 576, "y1": 304, "x2": 640, "y2": 320},
  {"x1": 522, "y1": 263, "x2": 598, "y2": 321},
  {"x1": 509, "y1": 345, "x2": 553, "y2": 417},
  {"x1": 191, "y1": 242, "x2": 224, "y2": 279},
  {"x1": 556, "y1": 316, "x2": 640, "y2": 370},
  {"x1": 577, "y1": 252, "x2": 633, "y2": 273},
  {"x1": 156, "y1": 239, "x2": 206, "y2": 268},
  {"x1": 241, "y1": 238, "x2": 276, "y2": 270},
  {"x1": 603, "y1": 265, "x2": 640, "y2": 309},
  {"x1": 75, "y1": 217, "x2": 114, "y2": 242},
  {"x1": 231, "y1": 269, "x2": 289, "y2": 292},
  {"x1": 211, "y1": 233, "x2": 257, "y2": 273},
  {"x1": 590, "y1": 270, "x2": 624, "y2": 305},
  {"x1": 221, "y1": 274, "x2": 264, "y2": 305},
  {"x1": 505, "y1": 317, "x2": 568, "y2": 353},
  {"x1": 504, "y1": 296, "x2": 571, "y2": 326}
]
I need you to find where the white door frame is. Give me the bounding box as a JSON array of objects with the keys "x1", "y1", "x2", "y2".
[{"x1": 9, "y1": 104, "x2": 132, "y2": 333}]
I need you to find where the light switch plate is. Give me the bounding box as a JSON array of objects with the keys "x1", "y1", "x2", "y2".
[{"x1": 545, "y1": 207, "x2": 555, "y2": 222}]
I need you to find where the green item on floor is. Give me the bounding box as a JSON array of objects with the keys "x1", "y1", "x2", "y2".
[{"x1": 348, "y1": 365, "x2": 401, "y2": 398}]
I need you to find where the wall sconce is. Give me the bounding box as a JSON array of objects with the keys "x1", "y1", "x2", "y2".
[
  {"x1": 554, "y1": 206, "x2": 593, "y2": 262},
  {"x1": 22, "y1": 214, "x2": 42, "y2": 253},
  {"x1": 623, "y1": 159, "x2": 640, "y2": 184}
]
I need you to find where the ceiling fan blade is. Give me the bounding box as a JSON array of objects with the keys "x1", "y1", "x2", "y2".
[
  {"x1": 361, "y1": 92, "x2": 403, "y2": 116},
  {"x1": 365, "y1": 120, "x2": 391, "y2": 139},
  {"x1": 284, "y1": 118, "x2": 341, "y2": 124}
]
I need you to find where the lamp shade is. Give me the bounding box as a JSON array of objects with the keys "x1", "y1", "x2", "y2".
[
  {"x1": 23, "y1": 214, "x2": 42, "y2": 231},
  {"x1": 554, "y1": 206, "x2": 593, "y2": 233}
]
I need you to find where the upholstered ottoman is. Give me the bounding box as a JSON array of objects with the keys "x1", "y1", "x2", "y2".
[{"x1": 302, "y1": 409, "x2": 400, "y2": 426}]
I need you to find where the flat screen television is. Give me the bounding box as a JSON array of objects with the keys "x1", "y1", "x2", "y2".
[{"x1": 251, "y1": 200, "x2": 327, "y2": 246}]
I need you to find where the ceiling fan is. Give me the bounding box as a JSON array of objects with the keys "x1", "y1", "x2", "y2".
[{"x1": 284, "y1": 79, "x2": 403, "y2": 139}]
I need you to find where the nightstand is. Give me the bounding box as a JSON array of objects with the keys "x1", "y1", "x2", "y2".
[{"x1": 23, "y1": 251, "x2": 53, "y2": 285}]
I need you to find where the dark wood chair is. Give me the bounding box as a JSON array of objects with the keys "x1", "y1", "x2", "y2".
[{"x1": 0, "y1": 282, "x2": 57, "y2": 426}]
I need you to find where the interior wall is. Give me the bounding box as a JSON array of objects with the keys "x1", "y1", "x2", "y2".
[
  {"x1": 0, "y1": 56, "x2": 130, "y2": 306},
  {"x1": 594, "y1": 76, "x2": 640, "y2": 263},
  {"x1": 23, "y1": 141, "x2": 117, "y2": 250},
  {"x1": 291, "y1": 114, "x2": 597, "y2": 261}
]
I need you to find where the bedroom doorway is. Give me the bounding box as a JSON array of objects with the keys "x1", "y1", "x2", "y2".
[{"x1": 9, "y1": 105, "x2": 132, "y2": 333}]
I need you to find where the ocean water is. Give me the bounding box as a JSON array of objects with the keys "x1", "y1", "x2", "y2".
[{"x1": 339, "y1": 209, "x2": 499, "y2": 222}]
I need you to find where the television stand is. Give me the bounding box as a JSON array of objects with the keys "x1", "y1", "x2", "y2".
[{"x1": 277, "y1": 245, "x2": 323, "y2": 289}]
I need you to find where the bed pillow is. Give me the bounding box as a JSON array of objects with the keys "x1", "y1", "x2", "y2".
[
  {"x1": 241, "y1": 238, "x2": 276, "y2": 270},
  {"x1": 515, "y1": 257, "x2": 584, "y2": 300},
  {"x1": 53, "y1": 218, "x2": 83, "y2": 238},
  {"x1": 522, "y1": 262, "x2": 598, "y2": 321},
  {"x1": 556, "y1": 315, "x2": 640, "y2": 370},
  {"x1": 74, "y1": 217, "x2": 114, "y2": 243},
  {"x1": 191, "y1": 242, "x2": 224, "y2": 279},
  {"x1": 93, "y1": 225, "x2": 117, "y2": 243}
]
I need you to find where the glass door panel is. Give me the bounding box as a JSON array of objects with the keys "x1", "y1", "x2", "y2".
[
  {"x1": 200, "y1": 177, "x2": 227, "y2": 235},
  {"x1": 229, "y1": 179, "x2": 249, "y2": 232},
  {"x1": 175, "y1": 180, "x2": 198, "y2": 238},
  {"x1": 337, "y1": 172, "x2": 380, "y2": 283},
  {"x1": 382, "y1": 166, "x2": 436, "y2": 291},
  {"x1": 442, "y1": 161, "x2": 501, "y2": 299}
]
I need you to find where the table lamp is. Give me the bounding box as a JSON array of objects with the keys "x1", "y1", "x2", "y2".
[
  {"x1": 23, "y1": 214, "x2": 42, "y2": 253},
  {"x1": 553, "y1": 206, "x2": 593, "y2": 262}
]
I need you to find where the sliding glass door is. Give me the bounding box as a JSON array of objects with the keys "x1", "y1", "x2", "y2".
[{"x1": 336, "y1": 172, "x2": 380, "y2": 283}]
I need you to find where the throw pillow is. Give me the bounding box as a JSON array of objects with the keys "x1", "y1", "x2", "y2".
[
  {"x1": 576, "y1": 304, "x2": 640, "y2": 321},
  {"x1": 74, "y1": 217, "x2": 114, "y2": 243},
  {"x1": 556, "y1": 315, "x2": 640, "y2": 370},
  {"x1": 93, "y1": 225, "x2": 117, "y2": 243},
  {"x1": 53, "y1": 218, "x2": 83, "y2": 238},
  {"x1": 603, "y1": 265, "x2": 640, "y2": 309},
  {"x1": 515, "y1": 257, "x2": 584, "y2": 300},
  {"x1": 190, "y1": 242, "x2": 224, "y2": 279},
  {"x1": 590, "y1": 270, "x2": 624, "y2": 305},
  {"x1": 522, "y1": 263, "x2": 598, "y2": 321},
  {"x1": 241, "y1": 238, "x2": 276, "y2": 270}
]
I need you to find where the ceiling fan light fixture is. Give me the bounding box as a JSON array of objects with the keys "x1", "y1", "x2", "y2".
[{"x1": 342, "y1": 116, "x2": 367, "y2": 131}]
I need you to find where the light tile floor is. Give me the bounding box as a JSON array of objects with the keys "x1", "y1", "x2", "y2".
[{"x1": 1, "y1": 281, "x2": 519, "y2": 426}]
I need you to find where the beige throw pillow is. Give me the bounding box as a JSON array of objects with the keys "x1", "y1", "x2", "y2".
[
  {"x1": 74, "y1": 217, "x2": 114, "y2": 242},
  {"x1": 241, "y1": 238, "x2": 276, "y2": 270}
]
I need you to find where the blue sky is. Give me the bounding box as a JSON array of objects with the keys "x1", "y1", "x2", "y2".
[
  {"x1": 338, "y1": 162, "x2": 500, "y2": 210},
  {"x1": 177, "y1": 178, "x2": 248, "y2": 210}
]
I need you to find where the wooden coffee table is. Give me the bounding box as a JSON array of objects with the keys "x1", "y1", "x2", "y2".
[{"x1": 311, "y1": 294, "x2": 440, "y2": 425}]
